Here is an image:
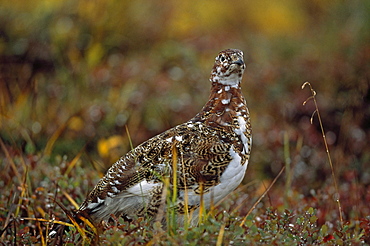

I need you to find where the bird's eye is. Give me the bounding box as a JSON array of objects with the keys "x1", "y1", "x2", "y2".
[{"x1": 219, "y1": 55, "x2": 226, "y2": 62}]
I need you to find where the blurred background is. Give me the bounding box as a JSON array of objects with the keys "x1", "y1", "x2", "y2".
[{"x1": 1, "y1": 0, "x2": 369, "y2": 223}]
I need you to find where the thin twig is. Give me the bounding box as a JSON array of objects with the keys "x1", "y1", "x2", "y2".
[
  {"x1": 0, "y1": 137, "x2": 22, "y2": 183},
  {"x1": 216, "y1": 223, "x2": 226, "y2": 246},
  {"x1": 125, "y1": 125, "x2": 134, "y2": 151},
  {"x1": 302, "y1": 81, "x2": 343, "y2": 227},
  {"x1": 239, "y1": 166, "x2": 285, "y2": 227}
]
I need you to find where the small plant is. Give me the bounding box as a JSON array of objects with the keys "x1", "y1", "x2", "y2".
[{"x1": 302, "y1": 81, "x2": 343, "y2": 227}]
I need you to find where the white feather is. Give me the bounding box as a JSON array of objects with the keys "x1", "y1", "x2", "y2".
[
  {"x1": 126, "y1": 180, "x2": 160, "y2": 197},
  {"x1": 181, "y1": 146, "x2": 248, "y2": 207}
]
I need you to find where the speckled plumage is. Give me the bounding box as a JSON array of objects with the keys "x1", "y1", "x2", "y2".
[{"x1": 78, "y1": 49, "x2": 252, "y2": 226}]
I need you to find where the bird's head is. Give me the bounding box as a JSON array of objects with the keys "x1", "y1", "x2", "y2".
[{"x1": 210, "y1": 49, "x2": 245, "y2": 86}]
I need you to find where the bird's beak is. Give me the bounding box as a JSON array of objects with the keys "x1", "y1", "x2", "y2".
[{"x1": 232, "y1": 58, "x2": 244, "y2": 66}]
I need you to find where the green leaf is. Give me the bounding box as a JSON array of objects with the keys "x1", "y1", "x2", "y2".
[{"x1": 320, "y1": 224, "x2": 328, "y2": 235}]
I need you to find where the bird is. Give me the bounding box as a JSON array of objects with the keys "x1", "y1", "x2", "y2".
[{"x1": 77, "y1": 48, "x2": 252, "y2": 228}]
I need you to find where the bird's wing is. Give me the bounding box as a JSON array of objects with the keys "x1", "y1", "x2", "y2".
[{"x1": 79, "y1": 121, "x2": 238, "y2": 210}]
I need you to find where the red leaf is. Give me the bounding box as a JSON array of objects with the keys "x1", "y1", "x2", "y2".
[{"x1": 323, "y1": 234, "x2": 334, "y2": 242}]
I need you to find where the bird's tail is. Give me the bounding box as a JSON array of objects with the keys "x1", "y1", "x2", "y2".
[{"x1": 48, "y1": 200, "x2": 98, "y2": 244}]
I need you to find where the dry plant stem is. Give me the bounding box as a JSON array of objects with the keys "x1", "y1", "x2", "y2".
[
  {"x1": 284, "y1": 131, "x2": 292, "y2": 205},
  {"x1": 125, "y1": 125, "x2": 134, "y2": 150},
  {"x1": 43, "y1": 117, "x2": 71, "y2": 156},
  {"x1": 21, "y1": 217, "x2": 74, "y2": 228},
  {"x1": 169, "y1": 145, "x2": 178, "y2": 233},
  {"x1": 0, "y1": 137, "x2": 22, "y2": 183},
  {"x1": 16, "y1": 165, "x2": 29, "y2": 220},
  {"x1": 44, "y1": 111, "x2": 84, "y2": 156},
  {"x1": 182, "y1": 170, "x2": 190, "y2": 228},
  {"x1": 63, "y1": 146, "x2": 85, "y2": 176},
  {"x1": 171, "y1": 146, "x2": 178, "y2": 214},
  {"x1": 50, "y1": 197, "x2": 96, "y2": 243},
  {"x1": 230, "y1": 180, "x2": 259, "y2": 213},
  {"x1": 216, "y1": 224, "x2": 226, "y2": 246},
  {"x1": 62, "y1": 190, "x2": 80, "y2": 210},
  {"x1": 239, "y1": 166, "x2": 285, "y2": 227},
  {"x1": 198, "y1": 182, "x2": 206, "y2": 224},
  {"x1": 36, "y1": 219, "x2": 46, "y2": 246},
  {"x1": 302, "y1": 81, "x2": 344, "y2": 227}
]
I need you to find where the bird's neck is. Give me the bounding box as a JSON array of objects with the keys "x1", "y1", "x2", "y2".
[{"x1": 192, "y1": 82, "x2": 249, "y2": 129}]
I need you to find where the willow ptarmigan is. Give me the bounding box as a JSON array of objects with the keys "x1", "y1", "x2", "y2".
[{"x1": 78, "y1": 49, "x2": 252, "y2": 226}]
